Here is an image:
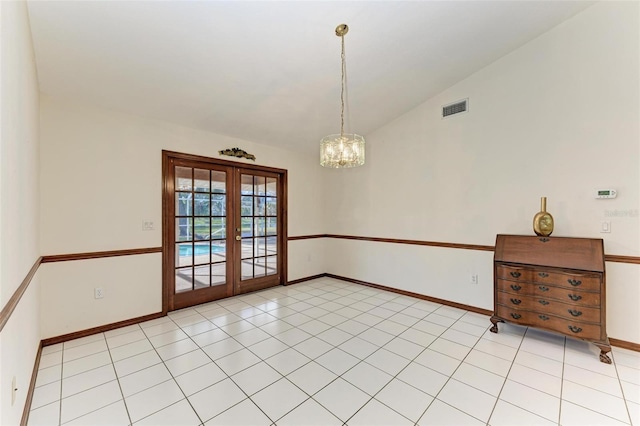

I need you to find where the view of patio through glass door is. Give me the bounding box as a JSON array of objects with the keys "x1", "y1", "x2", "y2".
[
  {"x1": 234, "y1": 170, "x2": 279, "y2": 295},
  {"x1": 163, "y1": 151, "x2": 287, "y2": 312}
]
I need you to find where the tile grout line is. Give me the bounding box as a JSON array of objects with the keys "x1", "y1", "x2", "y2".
[
  {"x1": 611, "y1": 350, "x2": 636, "y2": 424},
  {"x1": 118, "y1": 318, "x2": 205, "y2": 425},
  {"x1": 409, "y1": 311, "x2": 497, "y2": 425},
  {"x1": 558, "y1": 334, "x2": 567, "y2": 425},
  {"x1": 482, "y1": 322, "x2": 527, "y2": 425},
  {"x1": 101, "y1": 332, "x2": 134, "y2": 426},
  {"x1": 58, "y1": 342, "x2": 65, "y2": 426}
]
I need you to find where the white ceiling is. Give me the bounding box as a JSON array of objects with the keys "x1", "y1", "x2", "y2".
[{"x1": 27, "y1": 1, "x2": 595, "y2": 155}]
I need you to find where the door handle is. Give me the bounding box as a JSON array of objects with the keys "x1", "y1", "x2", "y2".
[{"x1": 235, "y1": 236, "x2": 241, "y2": 241}]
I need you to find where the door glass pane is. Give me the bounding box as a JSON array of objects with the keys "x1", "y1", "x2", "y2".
[
  {"x1": 266, "y1": 177, "x2": 277, "y2": 196},
  {"x1": 254, "y1": 259, "x2": 266, "y2": 278},
  {"x1": 266, "y1": 197, "x2": 277, "y2": 216},
  {"x1": 266, "y1": 255, "x2": 277, "y2": 275},
  {"x1": 176, "y1": 167, "x2": 192, "y2": 191},
  {"x1": 194, "y1": 218, "x2": 210, "y2": 240},
  {"x1": 211, "y1": 241, "x2": 226, "y2": 261},
  {"x1": 241, "y1": 196, "x2": 253, "y2": 216},
  {"x1": 241, "y1": 217, "x2": 253, "y2": 237},
  {"x1": 175, "y1": 267, "x2": 193, "y2": 293},
  {"x1": 176, "y1": 218, "x2": 193, "y2": 242},
  {"x1": 255, "y1": 237, "x2": 266, "y2": 257},
  {"x1": 212, "y1": 171, "x2": 226, "y2": 193},
  {"x1": 266, "y1": 236, "x2": 277, "y2": 255},
  {"x1": 194, "y1": 265, "x2": 211, "y2": 288},
  {"x1": 176, "y1": 192, "x2": 192, "y2": 216},
  {"x1": 194, "y1": 169, "x2": 210, "y2": 192},
  {"x1": 211, "y1": 194, "x2": 226, "y2": 216},
  {"x1": 255, "y1": 176, "x2": 266, "y2": 195},
  {"x1": 241, "y1": 174, "x2": 254, "y2": 195},
  {"x1": 193, "y1": 242, "x2": 210, "y2": 265},
  {"x1": 266, "y1": 217, "x2": 277, "y2": 236},
  {"x1": 241, "y1": 238, "x2": 253, "y2": 260},
  {"x1": 256, "y1": 218, "x2": 266, "y2": 237},
  {"x1": 194, "y1": 193, "x2": 210, "y2": 216},
  {"x1": 255, "y1": 197, "x2": 266, "y2": 216},
  {"x1": 212, "y1": 263, "x2": 226, "y2": 285},
  {"x1": 211, "y1": 217, "x2": 226, "y2": 240},
  {"x1": 241, "y1": 261, "x2": 253, "y2": 279},
  {"x1": 176, "y1": 243, "x2": 193, "y2": 266}
]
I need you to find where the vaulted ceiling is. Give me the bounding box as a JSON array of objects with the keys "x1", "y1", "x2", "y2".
[{"x1": 27, "y1": 1, "x2": 595, "y2": 154}]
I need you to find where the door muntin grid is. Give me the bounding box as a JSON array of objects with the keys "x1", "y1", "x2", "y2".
[
  {"x1": 240, "y1": 174, "x2": 278, "y2": 280},
  {"x1": 174, "y1": 166, "x2": 227, "y2": 293}
]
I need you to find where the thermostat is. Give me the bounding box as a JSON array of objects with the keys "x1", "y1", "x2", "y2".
[{"x1": 596, "y1": 189, "x2": 617, "y2": 199}]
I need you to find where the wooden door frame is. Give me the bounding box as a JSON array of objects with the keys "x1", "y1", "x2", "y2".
[{"x1": 162, "y1": 150, "x2": 288, "y2": 314}]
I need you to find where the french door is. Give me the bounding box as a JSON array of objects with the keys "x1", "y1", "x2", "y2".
[{"x1": 162, "y1": 151, "x2": 287, "y2": 311}]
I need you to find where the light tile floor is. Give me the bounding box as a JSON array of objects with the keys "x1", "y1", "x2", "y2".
[{"x1": 28, "y1": 278, "x2": 640, "y2": 425}]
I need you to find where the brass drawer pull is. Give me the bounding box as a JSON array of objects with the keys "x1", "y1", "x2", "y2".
[
  {"x1": 510, "y1": 271, "x2": 522, "y2": 278},
  {"x1": 538, "y1": 272, "x2": 549, "y2": 278},
  {"x1": 568, "y1": 279, "x2": 582, "y2": 287},
  {"x1": 538, "y1": 315, "x2": 549, "y2": 321},
  {"x1": 510, "y1": 313, "x2": 522, "y2": 319},
  {"x1": 568, "y1": 294, "x2": 582, "y2": 301},
  {"x1": 510, "y1": 284, "x2": 522, "y2": 291},
  {"x1": 568, "y1": 325, "x2": 583, "y2": 334},
  {"x1": 539, "y1": 237, "x2": 550, "y2": 243},
  {"x1": 510, "y1": 298, "x2": 521, "y2": 305},
  {"x1": 538, "y1": 286, "x2": 549, "y2": 292},
  {"x1": 568, "y1": 309, "x2": 582, "y2": 317},
  {"x1": 539, "y1": 300, "x2": 549, "y2": 306}
]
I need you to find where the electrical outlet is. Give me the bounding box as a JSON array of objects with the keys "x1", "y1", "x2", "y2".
[
  {"x1": 11, "y1": 376, "x2": 17, "y2": 406},
  {"x1": 471, "y1": 274, "x2": 479, "y2": 285},
  {"x1": 142, "y1": 220, "x2": 155, "y2": 231},
  {"x1": 94, "y1": 287, "x2": 104, "y2": 299}
]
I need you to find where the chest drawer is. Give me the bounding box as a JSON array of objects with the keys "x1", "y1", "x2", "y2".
[
  {"x1": 496, "y1": 265, "x2": 531, "y2": 282},
  {"x1": 496, "y1": 279, "x2": 601, "y2": 306},
  {"x1": 533, "y1": 271, "x2": 601, "y2": 292},
  {"x1": 496, "y1": 291, "x2": 600, "y2": 323},
  {"x1": 496, "y1": 305, "x2": 602, "y2": 340}
]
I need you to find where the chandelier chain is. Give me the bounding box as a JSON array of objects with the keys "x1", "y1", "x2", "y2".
[{"x1": 340, "y1": 34, "x2": 345, "y2": 138}]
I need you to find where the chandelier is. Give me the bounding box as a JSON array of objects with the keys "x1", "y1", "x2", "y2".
[{"x1": 320, "y1": 24, "x2": 365, "y2": 168}]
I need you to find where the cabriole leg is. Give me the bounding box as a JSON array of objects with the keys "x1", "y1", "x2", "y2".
[
  {"x1": 490, "y1": 316, "x2": 501, "y2": 333},
  {"x1": 596, "y1": 343, "x2": 612, "y2": 364}
]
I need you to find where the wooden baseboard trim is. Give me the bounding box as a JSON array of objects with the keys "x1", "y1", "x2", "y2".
[
  {"x1": 42, "y1": 312, "x2": 165, "y2": 346},
  {"x1": 286, "y1": 273, "x2": 328, "y2": 286},
  {"x1": 324, "y1": 273, "x2": 493, "y2": 316},
  {"x1": 42, "y1": 247, "x2": 162, "y2": 263},
  {"x1": 0, "y1": 257, "x2": 42, "y2": 333},
  {"x1": 20, "y1": 341, "x2": 43, "y2": 426},
  {"x1": 609, "y1": 338, "x2": 640, "y2": 352}
]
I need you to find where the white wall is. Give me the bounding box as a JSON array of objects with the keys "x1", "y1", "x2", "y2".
[
  {"x1": 325, "y1": 2, "x2": 640, "y2": 343},
  {"x1": 0, "y1": 0, "x2": 41, "y2": 423},
  {"x1": 39, "y1": 96, "x2": 327, "y2": 338}
]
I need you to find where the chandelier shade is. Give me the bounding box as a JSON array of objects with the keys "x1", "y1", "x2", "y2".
[
  {"x1": 320, "y1": 133, "x2": 365, "y2": 168},
  {"x1": 320, "y1": 24, "x2": 365, "y2": 168}
]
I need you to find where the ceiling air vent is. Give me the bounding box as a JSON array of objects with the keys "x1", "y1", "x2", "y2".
[{"x1": 442, "y1": 99, "x2": 468, "y2": 118}]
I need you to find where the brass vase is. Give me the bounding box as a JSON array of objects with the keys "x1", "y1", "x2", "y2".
[{"x1": 533, "y1": 197, "x2": 554, "y2": 237}]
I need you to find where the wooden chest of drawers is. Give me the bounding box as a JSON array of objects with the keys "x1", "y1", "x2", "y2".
[{"x1": 490, "y1": 235, "x2": 611, "y2": 363}]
